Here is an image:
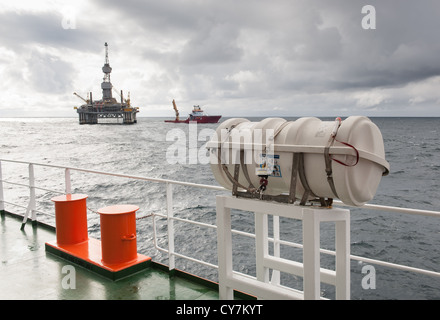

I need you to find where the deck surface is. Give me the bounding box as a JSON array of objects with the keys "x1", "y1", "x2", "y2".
[{"x1": 0, "y1": 212, "x2": 220, "y2": 300}]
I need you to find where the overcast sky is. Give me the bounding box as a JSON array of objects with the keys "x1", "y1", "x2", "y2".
[{"x1": 1, "y1": 0, "x2": 439, "y2": 118}]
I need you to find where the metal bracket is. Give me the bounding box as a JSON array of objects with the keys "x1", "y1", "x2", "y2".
[{"x1": 229, "y1": 152, "x2": 333, "y2": 207}]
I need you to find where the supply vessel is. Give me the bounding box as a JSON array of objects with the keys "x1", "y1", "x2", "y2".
[
  {"x1": 74, "y1": 43, "x2": 139, "y2": 124},
  {"x1": 165, "y1": 100, "x2": 221, "y2": 123}
]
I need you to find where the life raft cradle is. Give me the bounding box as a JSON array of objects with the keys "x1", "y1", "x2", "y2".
[
  {"x1": 220, "y1": 149, "x2": 334, "y2": 207},
  {"x1": 216, "y1": 117, "x2": 388, "y2": 207}
]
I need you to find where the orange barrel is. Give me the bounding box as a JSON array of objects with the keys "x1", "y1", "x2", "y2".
[
  {"x1": 97, "y1": 205, "x2": 139, "y2": 265},
  {"x1": 51, "y1": 194, "x2": 88, "y2": 245}
]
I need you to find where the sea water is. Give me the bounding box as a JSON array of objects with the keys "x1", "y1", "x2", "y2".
[{"x1": 1, "y1": 116, "x2": 439, "y2": 299}]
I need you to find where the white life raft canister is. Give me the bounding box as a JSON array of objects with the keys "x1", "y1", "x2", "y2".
[{"x1": 208, "y1": 116, "x2": 390, "y2": 207}]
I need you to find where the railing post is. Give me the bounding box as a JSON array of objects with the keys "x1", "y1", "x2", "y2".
[
  {"x1": 166, "y1": 182, "x2": 175, "y2": 270},
  {"x1": 335, "y1": 212, "x2": 350, "y2": 300},
  {"x1": 21, "y1": 163, "x2": 37, "y2": 229},
  {"x1": 0, "y1": 160, "x2": 4, "y2": 214},
  {"x1": 29, "y1": 164, "x2": 37, "y2": 224},
  {"x1": 270, "y1": 216, "x2": 281, "y2": 285},
  {"x1": 216, "y1": 195, "x2": 234, "y2": 299},
  {"x1": 255, "y1": 212, "x2": 269, "y2": 283},
  {"x1": 302, "y1": 208, "x2": 320, "y2": 300},
  {"x1": 65, "y1": 168, "x2": 71, "y2": 194}
]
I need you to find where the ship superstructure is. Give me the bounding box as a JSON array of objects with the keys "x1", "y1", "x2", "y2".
[{"x1": 74, "y1": 43, "x2": 139, "y2": 124}]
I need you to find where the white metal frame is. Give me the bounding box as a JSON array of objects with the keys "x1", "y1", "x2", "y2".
[{"x1": 216, "y1": 195, "x2": 350, "y2": 300}]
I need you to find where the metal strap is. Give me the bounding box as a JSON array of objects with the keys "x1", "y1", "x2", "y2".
[
  {"x1": 288, "y1": 153, "x2": 300, "y2": 204},
  {"x1": 324, "y1": 145, "x2": 339, "y2": 199},
  {"x1": 298, "y1": 153, "x2": 318, "y2": 205},
  {"x1": 217, "y1": 147, "x2": 255, "y2": 194},
  {"x1": 240, "y1": 150, "x2": 255, "y2": 190}
]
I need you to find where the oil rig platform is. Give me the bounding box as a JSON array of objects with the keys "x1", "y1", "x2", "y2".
[{"x1": 74, "y1": 43, "x2": 139, "y2": 124}]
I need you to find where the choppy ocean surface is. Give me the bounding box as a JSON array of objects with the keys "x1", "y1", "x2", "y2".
[{"x1": 1, "y1": 116, "x2": 440, "y2": 300}]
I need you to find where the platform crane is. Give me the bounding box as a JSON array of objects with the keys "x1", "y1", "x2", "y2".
[
  {"x1": 172, "y1": 99, "x2": 180, "y2": 121},
  {"x1": 73, "y1": 92, "x2": 90, "y2": 104}
]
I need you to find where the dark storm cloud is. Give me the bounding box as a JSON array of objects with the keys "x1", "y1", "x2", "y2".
[
  {"x1": 95, "y1": 0, "x2": 201, "y2": 37},
  {"x1": 0, "y1": 11, "x2": 101, "y2": 51},
  {"x1": 99, "y1": 0, "x2": 440, "y2": 95},
  {"x1": 180, "y1": 22, "x2": 243, "y2": 65},
  {"x1": 313, "y1": 0, "x2": 440, "y2": 90},
  {"x1": 0, "y1": 8, "x2": 113, "y2": 98},
  {"x1": 27, "y1": 50, "x2": 75, "y2": 94},
  {"x1": 1, "y1": 0, "x2": 440, "y2": 116},
  {"x1": 0, "y1": 10, "x2": 95, "y2": 96}
]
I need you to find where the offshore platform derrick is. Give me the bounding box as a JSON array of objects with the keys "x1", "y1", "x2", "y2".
[{"x1": 74, "y1": 43, "x2": 139, "y2": 124}]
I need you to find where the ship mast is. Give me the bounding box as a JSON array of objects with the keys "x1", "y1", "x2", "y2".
[{"x1": 101, "y1": 42, "x2": 113, "y2": 100}]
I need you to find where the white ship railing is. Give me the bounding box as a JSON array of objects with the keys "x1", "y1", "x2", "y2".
[{"x1": 1, "y1": 158, "x2": 440, "y2": 299}]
